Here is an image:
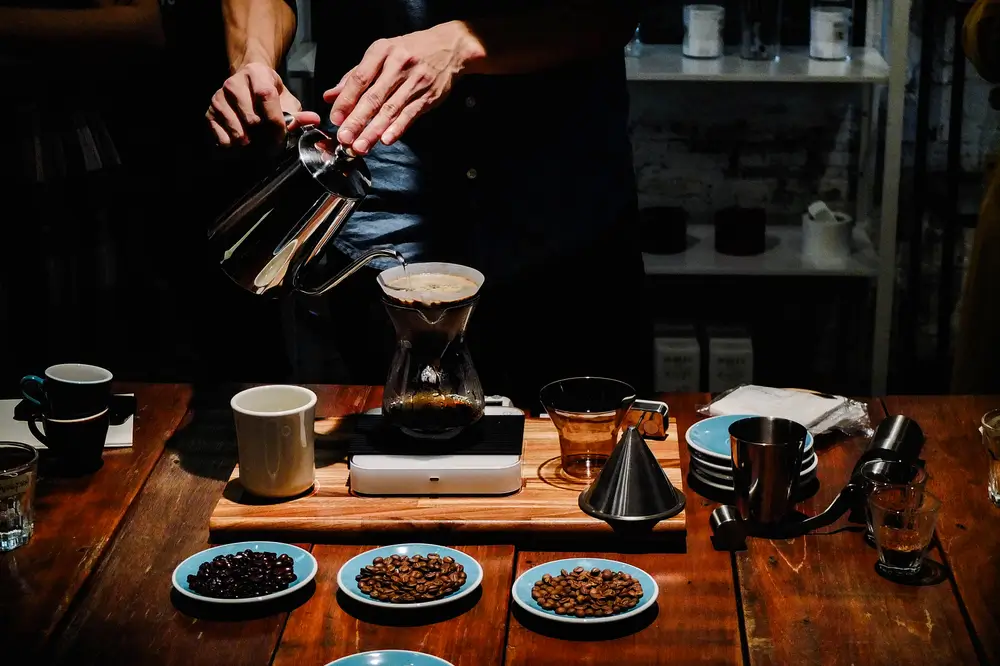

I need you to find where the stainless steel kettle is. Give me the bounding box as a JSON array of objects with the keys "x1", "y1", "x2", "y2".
[{"x1": 207, "y1": 116, "x2": 402, "y2": 297}]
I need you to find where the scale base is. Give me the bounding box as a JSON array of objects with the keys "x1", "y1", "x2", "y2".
[
  {"x1": 350, "y1": 454, "x2": 522, "y2": 496},
  {"x1": 349, "y1": 398, "x2": 524, "y2": 496}
]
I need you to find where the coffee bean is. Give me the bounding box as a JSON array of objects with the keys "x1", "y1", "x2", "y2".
[
  {"x1": 356, "y1": 553, "x2": 467, "y2": 603},
  {"x1": 187, "y1": 550, "x2": 298, "y2": 599},
  {"x1": 531, "y1": 567, "x2": 643, "y2": 618}
]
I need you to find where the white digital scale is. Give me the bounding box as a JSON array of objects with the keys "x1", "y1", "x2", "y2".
[{"x1": 348, "y1": 398, "x2": 526, "y2": 496}]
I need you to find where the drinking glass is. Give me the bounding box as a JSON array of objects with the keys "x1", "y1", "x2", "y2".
[
  {"x1": 858, "y1": 460, "x2": 929, "y2": 545},
  {"x1": 539, "y1": 377, "x2": 667, "y2": 480},
  {"x1": 740, "y1": 0, "x2": 783, "y2": 61},
  {"x1": 0, "y1": 441, "x2": 39, "y2": 552},
  {"x1": 868, "y1": 487, "x2": 941, "y2": 577},
  {"x1": 981, "y1": 409, "x2": 1000, "y2": 507}
]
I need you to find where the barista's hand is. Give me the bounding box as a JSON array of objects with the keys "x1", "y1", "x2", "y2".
[
  {"x1": 323, "y1": 21, "x2": 485, "y2": 154},
  {"x1": 207, "y1": 62, "x2": 321, "y2": 148}
]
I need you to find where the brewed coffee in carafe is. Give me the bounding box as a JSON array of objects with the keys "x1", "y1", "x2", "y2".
[{"x1": 377, "y1": 263, "x2": 486, "y2": 439}]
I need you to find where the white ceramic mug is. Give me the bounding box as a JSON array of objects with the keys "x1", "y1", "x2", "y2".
[{"x1": 231, "y1": 385, "x2": 317, "y2": 498}]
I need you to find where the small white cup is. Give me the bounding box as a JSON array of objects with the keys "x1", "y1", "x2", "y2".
[{"x1": 231, "y1": 385, "x2": 317, "y2": 498}]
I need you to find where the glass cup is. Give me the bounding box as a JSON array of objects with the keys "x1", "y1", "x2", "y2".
[
  {"x1": 981, "y1": 409, "x2": 1000, "y2": 507},
  {"x1": 0, "y1": 441, "x2": 39, "y2": 552},
  {"x1": 539, "y1": 377, "x2": 668, "y2": 480},
  {"x1": 868, "y1": 486, "x2": 941, "y2": 578},
  {"x1": 858, "y1": 460, "x2": 929, "y2": 545}
]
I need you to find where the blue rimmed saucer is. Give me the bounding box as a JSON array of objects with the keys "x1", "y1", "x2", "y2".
[
  {"x1": 511, "y1": 557, "x2": 658, "y2": 624},
  {"x1": 336, "y1": 543, "x2": 483, "y2": 610},
  {"x1": 325, "y1": 651, "x2": 454, "y2": 666},
  {"x1": 172, "y1": 541, "x2": 317, "y2": 605},
  {"x1": 686, "y1": 414, "x2": 814, "y2": 463}
]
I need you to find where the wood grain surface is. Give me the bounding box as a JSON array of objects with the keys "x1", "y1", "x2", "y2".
[
  {"x1": 0, "y1": 383, "x2": 191, "y2": 656},
  {"x1": 210, "y1": 418, "x2": 685, "y2": 540},
  {"x1": 45, "y1": 385, "x2": 371, "y2": 666},
  {"x1": 505, "y1": 394, "x2": 743, "y2": 666},
  {"x1": 884, "y1": 394, "x2": 1000, "y2": 665},
  {"x1": 736, "y1": 399, "x2": 980, "y2": 666},
  {"x1": 272, "y1": 544, "x2": 514, "y2": 666}
]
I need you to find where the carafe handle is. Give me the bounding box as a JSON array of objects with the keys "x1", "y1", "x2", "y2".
[{"x1": 624, "y1": 399, "x2": 669, "y2": 440}]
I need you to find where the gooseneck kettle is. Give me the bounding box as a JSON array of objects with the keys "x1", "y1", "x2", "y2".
[{"x1": 207, "y1": 115, "x2": 402, "y2": 297}]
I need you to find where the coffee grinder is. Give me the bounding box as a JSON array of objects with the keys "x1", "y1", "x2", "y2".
[{"x1": 709, "y1": 415, "x2": 926, "y2": 551}]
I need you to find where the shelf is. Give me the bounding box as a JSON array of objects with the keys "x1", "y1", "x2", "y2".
[
  {"x1": 625, "y1": 45, "x2": 890, "y2": 83},
  {"x1": 643, "y1": 224, "x2": 879, "y2": 277}
]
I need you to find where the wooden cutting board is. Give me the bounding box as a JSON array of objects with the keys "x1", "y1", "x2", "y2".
[{"x1": 209, "y1": 417, "x2": 685, "y2": 543}]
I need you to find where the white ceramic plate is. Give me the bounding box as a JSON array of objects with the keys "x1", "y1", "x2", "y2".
[
  {"x1": 172, "y1": 541, "x2": 317, "y2": 605},
  {"x1": 336, "y1": 543, "x2": 483, "y2": 610},
  {"x1": 511, "y1": 558, "x2": 658, "y2": 625}
]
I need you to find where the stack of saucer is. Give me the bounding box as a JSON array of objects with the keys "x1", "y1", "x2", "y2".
[{"x1": 685, "y1": 414, "x2": 818, "y2": 493}]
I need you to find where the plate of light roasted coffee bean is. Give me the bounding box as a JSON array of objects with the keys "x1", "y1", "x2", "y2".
[
  {"x1": 172, "y1": 541, "x2": 318, "y2": 605},
  {"x1": 336, "y1": 543, "x2": 483, "y2": 609},
  {"x1": 511, "y1": 558, "x2": 658, "y2": 624}
]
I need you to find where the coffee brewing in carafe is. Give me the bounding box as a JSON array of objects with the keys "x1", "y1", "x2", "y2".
[{"x1": 377, "y1": 263, "x2": 486, "y2": 439}]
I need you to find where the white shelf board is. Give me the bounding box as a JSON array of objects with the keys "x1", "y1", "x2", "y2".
[
  {"x1": 625, "y1": 46, "x2": 890, "y2": 83},
  {"x1": 643, "y1": 224, "x2": 879, "y2": 277}
]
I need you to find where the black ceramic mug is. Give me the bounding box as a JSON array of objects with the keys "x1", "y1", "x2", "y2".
[
  {"x1": 28, "y1": 409, "x2": 110, "y2": 473},
  {"x1": 20, "y1": 363, "x2": 113, "y2": 420}
]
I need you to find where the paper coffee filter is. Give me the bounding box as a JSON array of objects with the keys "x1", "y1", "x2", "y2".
[{"x1": 377, "y1": 262, "x2": 485, "y2": 306}]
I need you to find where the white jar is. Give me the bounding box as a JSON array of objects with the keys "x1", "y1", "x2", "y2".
[
  {"x1": 810, "y1": 0, "x2": 853, "y2": 61},
  {"x1": 684, "y1": 4, "x2": 725, "y2": 59}
]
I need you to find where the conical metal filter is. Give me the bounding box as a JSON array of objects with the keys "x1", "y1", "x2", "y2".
[{"x1": 579, "y1": 425, "x2": 686, "y2": 524}]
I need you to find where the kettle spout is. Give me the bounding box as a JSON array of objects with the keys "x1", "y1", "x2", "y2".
[{"x1": 296, "y1": 247, "x2": 405, "y2": 296}]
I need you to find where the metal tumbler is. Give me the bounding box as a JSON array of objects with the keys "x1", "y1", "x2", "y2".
[{"x1": 730, "y1": 416, "x2": 808, "y2": 528}]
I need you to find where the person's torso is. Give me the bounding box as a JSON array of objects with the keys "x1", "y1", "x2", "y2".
[{"x1": 311, "y1": 0, "x2": 637, "y2": 280}]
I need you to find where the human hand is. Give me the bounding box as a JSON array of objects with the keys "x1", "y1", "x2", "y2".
[
  {"x1": 207, "y1": 62, "x2": 321, "y2": 148},
  {"x1": 323, "y1": 21, "x2": 484, "y2": 154}
]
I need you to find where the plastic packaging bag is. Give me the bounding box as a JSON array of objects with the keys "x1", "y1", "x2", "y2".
[{"x1": 697, "y1": 385, "x2": 873, "y2": 438}]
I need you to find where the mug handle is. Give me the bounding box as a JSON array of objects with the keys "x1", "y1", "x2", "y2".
[
  {"x1": 626, "y1": 400, "x2": 670, "y2": 440},
  {"x1": 27, "y1": 416, "x2": 49, "y2": 446},
  {"x1": 20, "y1": 375, "x2": 46, "y2": 408}
]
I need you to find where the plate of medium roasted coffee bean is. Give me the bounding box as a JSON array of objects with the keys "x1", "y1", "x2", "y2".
[
  {"x1": 336, "y1": 543, "x2": 483, "y2": 609},
  {"x1": 511, "y1": 558, "x2": 658, "y2": 624},
  {"x1": 172, "y1": 541, "x2": 318, "y2": 605}
]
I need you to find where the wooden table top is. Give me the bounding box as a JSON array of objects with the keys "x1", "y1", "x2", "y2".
[{"x1": 2, "y1": 384, "x2": 997, "y2": 666}]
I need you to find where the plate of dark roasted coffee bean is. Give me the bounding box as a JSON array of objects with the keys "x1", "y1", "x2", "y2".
[
  {"x1": 511, "y1": 558, "x2": 658, "y2": 624},
  {"x1": 172, "y1": 541, "x2": 317, "y2": 604},
  {"x1": 336, "y1": 543, "x2": 483, "y2": 609}
]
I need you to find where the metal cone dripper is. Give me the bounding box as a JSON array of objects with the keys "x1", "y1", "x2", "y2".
[{"x1": 579, "y1": 425, "x2": 686, "y2": 525}]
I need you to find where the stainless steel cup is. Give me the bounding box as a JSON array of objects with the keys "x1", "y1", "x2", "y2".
[{"x1": 730, "y1": 416, "x2": 808, "y2": 528}]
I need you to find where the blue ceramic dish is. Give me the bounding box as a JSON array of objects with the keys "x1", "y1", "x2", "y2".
[
  {"x1": 172, "y1": 541, "x2": 317, "y2": 605},
  {"x1": 337, "y1": 543, "x2": 483, "y2": 610},
  {"x1": 686, "y1": 414, "x2": 815, "y2": 462},
  {"x1": 511, "y1": 558, "x2": 658, "y2": 624},
  {"x1": 325, "y1": 651, "x2": 454, "y2": 666}
]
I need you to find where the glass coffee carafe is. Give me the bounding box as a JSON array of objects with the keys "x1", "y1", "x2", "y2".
[{"x1": 377, "y1": 262, "x2": 486, "y2": 439}]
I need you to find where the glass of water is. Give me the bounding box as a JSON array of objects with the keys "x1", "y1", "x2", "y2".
[
  {"x1": 869, "y1": 486, "x2": 941, "y2": 578},
  {"x1": 0, "y1": 441, "x2": 38, "y2": 552},
  {"x1": 981, "y1": 409, "x2": 1000, "y2": 507},
  {"x1": 859, "y1": 460, "x2": 929, "y2": 545}
]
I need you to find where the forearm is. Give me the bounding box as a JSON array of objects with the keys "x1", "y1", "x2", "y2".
[
  {"x1": 224, "y1": 0, "x2": 296, "y2": 73},
  {"x1": 0, "y1": 4, "x2": 163, "y2": 52},
  {"x1": 459, "y1": 0, "x2": 639, "y2": 76}
]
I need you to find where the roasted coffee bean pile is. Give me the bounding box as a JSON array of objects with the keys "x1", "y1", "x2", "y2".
[
  {"x1": 186, "y1": 550, "x2": 297, "y2": 599},
  {"x1": 356, "y1": 553, "x2": 467, "y2": 603},
  {"x1": 531, "y1": 567, "x2": 644, "y2": 617}
]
